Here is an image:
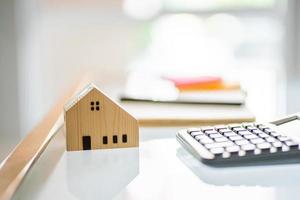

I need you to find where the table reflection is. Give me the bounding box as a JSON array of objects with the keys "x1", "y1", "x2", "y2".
[
  {"x1": 176, "y1": 147, "x2": 300, "y2": 187},
  {"x1": 66, "y1": 147, "x2": 139, "y2": 200}
]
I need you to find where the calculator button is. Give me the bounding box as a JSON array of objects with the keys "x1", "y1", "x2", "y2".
[
  {"x1": 241, "y1": 144, "x2": 256, "y2": 152},
  {"x1": 257, "y1": 125, "x2": 269, "y2": 130},
  {"x1": 242, "y1": 123, "x2": 253, "y2": 127},
  {"x1": 232, "y1": 127, "x2": 247, "y2": 132},
  {"x1": 244, "y1": 134, "x2": 258, "y2": 140},
  {"x1": 226, "y1": 146, "x2": 240, "y2": 153},
  {"x1": 219, "y1": 128, "x2": 232, "y2": 133},
  {"x1": 277, "y1": 136, "x2": 290, "y2": 142},
  {"x1": 187, "y1": 128, "x2": 201, "y2": 134},
  {"x1": 264, "y1": 129, "x2": 274, "y2": 134},
  {"x1": 214, "y1": 137, "x2": 229, "y2": 142},
  {"x1": 238, "y1": 150, "x2": 246, "y2": 156},
  {"x1": 256, "y1": 142, "x2": 271, "y2": 152},
  {"x1": 238, "y1": 130, "x2": 252, "y2": 136},
  {"x1": 229, "y1": 135, "x2": 244, "y2": 141},
  {"x1": 265, "y1": 137, "x2": 276, "y2": 143},
  {"x1": 246, "y1": 126, "x2": 258, "y2": 131},
  {"x1": 254, "y1": 148, "x2": 262, "y2": 155},
  {"x1": 210, "y1": 147, "x2": 224, "y2": 155},
  {"x1": 205, "y1": 130, "x2": 219, "y2": 135},
  {"x1": 205, "y1": 141, "x2": 234, "y2": 149},
  {"x1": 270, "y1": 147, "x2": 278, "y2": 153},
  {"x1": 209, "y1": 133, "x2": 223, "y2": 138},
  {"x1": 250, "y1": 138, "x2": 265, "y2": 144},
  {"x1": 282, "y1": 145, "x2": 290, "y2": 152},
  {"x1": 272, "y1": 141, "x2": 283, "y2": 148},
  {"x1": 224, "y1": 132, "x2": 238, "y2": 137},
  {"x1": 258, "y1": 133, "x2": 269, "y2": 138},
  {"x1": 199, "y1": 138, "x2": 214, "y2": 144},
  {"x1": 284, "y1": 141, "x2": 299, "y2": 150},
  {"x1": 270, "y1": 132, "x2": 281, "y2": 137},
  {"x1": 195, "y1": 135, "x2": 209, "y2": 140},
  {"x1": 235, "y1": 139, "x2": 250, "y2": 145},
  {"x1": 222, "y1": 151, "x2": 231, "y2": 158},
  {"x1": 190, "y1": 131, "x2": 204, "y2": 137},
  {"x1": 252, "y1": 129, "x2": 264, "y2": 135},
  {"x1": 263, "y1": 128, "x2": 273, "y2": 133}
]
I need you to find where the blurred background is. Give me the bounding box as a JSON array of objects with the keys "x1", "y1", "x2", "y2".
[{"x1": 0, "y1": 0, "x2": 300, "y2": 162}]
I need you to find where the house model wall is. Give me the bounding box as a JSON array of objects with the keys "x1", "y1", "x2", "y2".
[{"x1": 64, "y1": 84, "x2": 139, "y2": 151}]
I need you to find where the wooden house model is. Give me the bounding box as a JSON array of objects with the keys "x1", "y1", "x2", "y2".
[{"x1": 64, "y1": 84, "x2": 139, "y2": 151}]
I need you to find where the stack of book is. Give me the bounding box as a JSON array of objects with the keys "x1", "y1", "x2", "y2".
[
  {"x1": 120, "y1": 73, "x2": 253, "y2": 126},
  {"x1": 121, "y1": 75, "x2": 246, "y2": 105}
]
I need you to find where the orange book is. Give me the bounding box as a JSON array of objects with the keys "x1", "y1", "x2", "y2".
[
  {"x1": 177, "y1": 82, "x2": 240, "y2": 91},
  {"x1": 165, "y1": 76, "x2": 240, "y2": 91}
]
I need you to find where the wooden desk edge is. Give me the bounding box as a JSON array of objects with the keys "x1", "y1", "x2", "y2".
[{"x1": 138, "y1": 117, "x2": 256, "y2": 127}]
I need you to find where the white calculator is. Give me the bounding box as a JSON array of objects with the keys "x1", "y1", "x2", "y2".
[{"x1": 177, "y1": 113, "x2": 300, "y2": 166}]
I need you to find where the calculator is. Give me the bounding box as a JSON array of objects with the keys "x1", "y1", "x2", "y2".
[{"x1": 176, "y1": 113, "x2": 300, "y2": 166}]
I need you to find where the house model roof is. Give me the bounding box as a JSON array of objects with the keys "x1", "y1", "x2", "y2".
[
  {"x1": 64, "y1": 83, "x2": 97, "y2": 112},
  {"x1": 64, "y1": 82, "x2": 137, "y2": 120}
]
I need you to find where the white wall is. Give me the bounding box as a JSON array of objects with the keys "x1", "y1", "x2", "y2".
[
  {"x1": 285, "y1": 0, "x2": 300, "y2": 114},
  {"x1": 16, "y1": 0, "x2": 141, "y2": 136},
  {"x1": 0, "y1": 0, "x2": 21, "y2": 161}
]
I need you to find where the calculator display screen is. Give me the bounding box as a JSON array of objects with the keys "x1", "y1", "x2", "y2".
[{"x1": 276, "y1": 119, "x2": 300, "y2": 139}]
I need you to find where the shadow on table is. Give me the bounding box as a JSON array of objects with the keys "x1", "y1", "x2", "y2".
[
  {"x1": 66, "y1": 147, "x2": 139, "y2": 200},
  {"x1": 176, "y1": 147, "x2": 300, "y2": 187}
]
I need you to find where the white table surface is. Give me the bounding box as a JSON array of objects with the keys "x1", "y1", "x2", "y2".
[{"x1": 12, "y1": 126, "x2": 300, "y2": 200}]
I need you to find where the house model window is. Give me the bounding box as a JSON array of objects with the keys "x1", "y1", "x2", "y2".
[
  {"x1": 64, "y1": 84, "x2": 139, "y2": 151},
  {"x1": 90, "y1": 101, "x2": 100, "y2": 111}
]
